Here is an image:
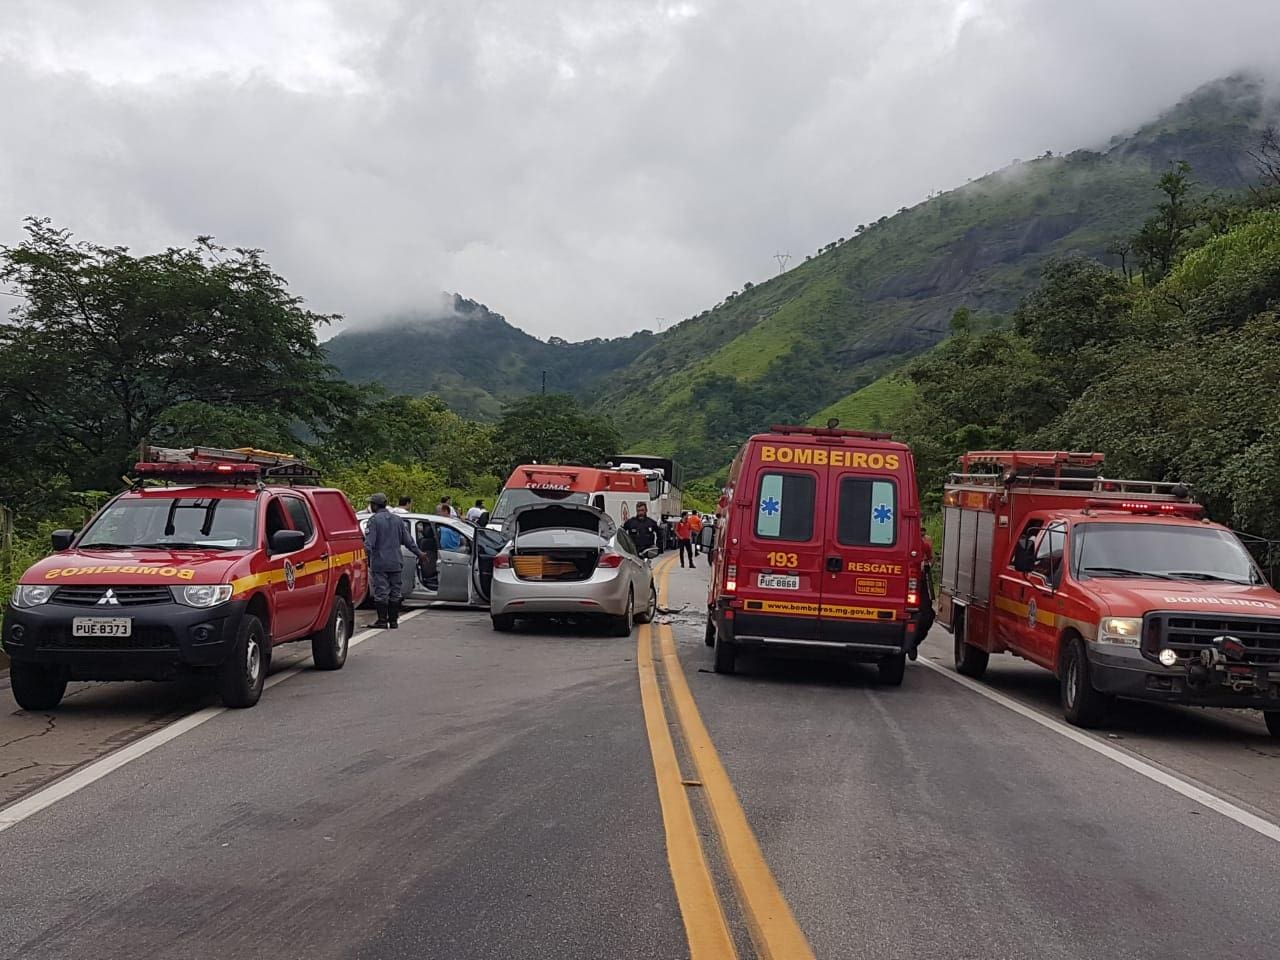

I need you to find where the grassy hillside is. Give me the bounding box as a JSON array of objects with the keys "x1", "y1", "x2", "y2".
[
  {"x1": 808, "y1": 375, "x2": 917, "y2": 433},
  {"x1": 592, "y1": 74, "x2": 1276, "y2": 475},
  {"x1": 325, "y1": 296, "x2": 655, "y2": 420}
]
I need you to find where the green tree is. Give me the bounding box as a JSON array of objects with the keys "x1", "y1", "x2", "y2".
[
  {"x1": 0, "y1": 219, "x2": 347, "y2": 490},
  {"x1": 491, "y1": 393, "x2": 621, "y2": 471},
  {"x1": 1132, "y1": 162, "x2": 1199, "y2": 282}
]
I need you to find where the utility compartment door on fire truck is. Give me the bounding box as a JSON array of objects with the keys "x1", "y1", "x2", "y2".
[
  {"x1": 818, "y1": 467, "x2": 904, "y2": 641},
  {"x1": 737, "y1": 464, "x2": 825, "y2": 640}
]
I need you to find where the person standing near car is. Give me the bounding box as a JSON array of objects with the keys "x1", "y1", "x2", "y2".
[
  {"x1": 364, "y1": 492, "x2": 424, "y2": 629},
  {"x1": 393, "y1": 495, "x2": 413, "y2": 515},
  {"x1": 623, "y1": 501, "x2": 662, "y2": 555},
  {"x1": 688, "y1": 512, "x2": 704, "y2": 555},
  {"x1": 466, "y1": 499, "x2": 486, "y2": 523},
  {"x1": 675, "y1": 511, "x2": 694, "y2": 568}
]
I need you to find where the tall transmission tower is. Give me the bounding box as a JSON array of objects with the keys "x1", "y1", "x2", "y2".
[{"x1": 774, "y1": 252, "x2": 791, "y2": 275}]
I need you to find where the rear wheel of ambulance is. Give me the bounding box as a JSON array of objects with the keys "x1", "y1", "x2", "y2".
[
  {"x1": 1061, "y1": 635, "x2": 1112, "y2": 728},
  {"x1": 877, "y1": 653, "x2": 906, "y2": 686},
  {"x1": 218, "y1": 614, "x2": 267, "y2": 709},
  {"x1": 312, "y1": 596, "x2": 351, "y2": 671},
  {"x1": 713, "y1": 632, "x2": 736, "y2": 674},
  {"x1": 10, "y1": 661, "x2": 67, "y2": 711}
]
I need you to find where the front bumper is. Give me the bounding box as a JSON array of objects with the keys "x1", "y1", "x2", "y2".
[
  {"x1": 490, "y1": 568, "x2": 632, "y2": 617},
  {"x1": 1089, "y1": 644, "x2": 1280, "y2": 710},
  {"x1": 3, "y1": 599, "x2": 249, "y2": 681}
]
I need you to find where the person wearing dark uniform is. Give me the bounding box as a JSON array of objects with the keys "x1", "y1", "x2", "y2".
[
  {"x1": 364, "y1": 492, "x2": 423, "y2": 629},
  {"x1": 622, "y1": 501, "x2": 662, "y2": 555},
  {"x1": 908, "y1": 534, "x2": 937, "y2": 661}
]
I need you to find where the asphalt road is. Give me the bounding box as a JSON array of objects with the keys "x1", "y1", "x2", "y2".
[{"x1": 1, "y1": 559, "x2": 1279, "y2": 959}]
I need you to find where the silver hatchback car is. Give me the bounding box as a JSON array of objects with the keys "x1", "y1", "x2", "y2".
[{"x1": 490, "y1": 503, "x2": 658, "y2": 635}]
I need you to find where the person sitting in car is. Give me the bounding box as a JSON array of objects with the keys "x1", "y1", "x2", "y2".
[{"x1": 437, "y1": 504, "x2": 463, "y2": 551}]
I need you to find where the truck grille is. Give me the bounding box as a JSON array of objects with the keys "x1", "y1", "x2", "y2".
[
  {"x1": 39, "y1": 625, "x2": 178, "y2": 651},
  {"x1": 52, "y1": 585, "x2": 174, "y2": 607},
  {"x1": 1146, "y1": 612, "x2": 1280, "y2": 667}
]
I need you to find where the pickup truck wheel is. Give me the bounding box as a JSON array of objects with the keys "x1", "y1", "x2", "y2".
[
  {"x1": 312, "y1": 596, "x2": 351, "y2": 671},
  {"x1": 218, "y1": 614, "x2": 267, "y2": 709},
  {"x1": 1061, "y1": 635, "x2": 1112, "y2": 728},
  {"x1": 955, "y1": 632, "x2": 989, "y2": 679},
  {"x1": 877, "y1": 653, "x2": 906, "y2": 686},
  {"x1": 704, "y1": 615, "x2": 716, "y2": 647},
  {"x1": 635, "y1": 584, "x2": 658, "y2": 625},
  {"x1": 1264, "y1": 712, "x2": 1280, "y2": 738},
  {"x1": 10, "y1": 661, "x2": 67, "y2": 711},
  {"x1": 610, "y1": 590, "x2": 635, "y2": 637},
  {"x1": 491, "y1": 613, "x2": 516, "y2": 632},
  {"x1": 713, "y1": 632, "x2": 736, "y2": 675}
]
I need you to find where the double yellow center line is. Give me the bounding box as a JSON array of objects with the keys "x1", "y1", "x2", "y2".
[{"x1": 638, "y1": 557, "x2": 816, "y2": 960}]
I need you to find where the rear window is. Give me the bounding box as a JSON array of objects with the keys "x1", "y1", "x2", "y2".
[
  {"x1": 308, "y1": 490, "x2": 360, "y2": 538},
  {"x1": 837, "y1": 477, "x2": 897, "y2": 547},
  {"x1": 755, "y1": 472, "x2": 816, "y2": 541}
]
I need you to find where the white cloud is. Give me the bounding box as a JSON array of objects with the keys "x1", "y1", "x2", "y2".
[{"x1": 1, "y1": 0, "x2": 1278, "y2": 339}]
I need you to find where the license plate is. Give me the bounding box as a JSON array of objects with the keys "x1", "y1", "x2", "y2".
[
  {"x1": 72, "y1": 617, "x2": 132, "y2": 637},
  {"x1": 757, "y1": 573, "x2": 800, "y2": 590}
]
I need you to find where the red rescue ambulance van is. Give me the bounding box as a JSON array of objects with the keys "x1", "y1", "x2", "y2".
[
  {"x1": 937, "y1": 451, "x2": 1280, "y2": 734},
  {"x1": 706, "y1": 425, "x2": 925, "y2": 684},
  {"x1": 3, "y1": 447, "x2": 367, "y2": 711},
  {"x1": 492, "y1": 464, "x2": 661, "y2": 532}
]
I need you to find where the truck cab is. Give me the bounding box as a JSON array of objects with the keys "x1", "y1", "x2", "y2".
[
  {"x1": 937, "y1": 451, "x2": 1280, "y2": 734},
  {"x1": 491, "y1": 464, "x2": 660, "y2": 534}
]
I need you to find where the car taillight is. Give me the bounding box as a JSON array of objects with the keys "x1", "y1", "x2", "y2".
[
  {"x1": 725, "y1": 564, "x2": 737, "y2": 593},
  {"x1": 598, "y1": 553, "x2": 624, "y2": 568},
  {"x1": 494, "y1": 555, "x2": 511, "y2": 568},
  {"x1": 907, "y1": 577, "x2": 918, "y2": 608}
]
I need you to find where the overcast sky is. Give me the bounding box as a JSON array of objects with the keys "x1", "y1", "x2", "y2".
[{"x1": 2, "y1": 1, "x2": 1278, "y2": 340}]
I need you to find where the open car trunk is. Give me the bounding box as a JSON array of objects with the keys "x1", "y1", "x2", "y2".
[{"x1": 503, "y1": 504, "x2": 615, "y2": 583}]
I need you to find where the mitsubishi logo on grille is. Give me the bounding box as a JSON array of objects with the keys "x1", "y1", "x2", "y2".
[{"x1": 96, "y1": 588, "x2": 120, "y2": 606}]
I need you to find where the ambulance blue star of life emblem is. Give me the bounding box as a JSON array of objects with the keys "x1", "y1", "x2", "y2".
[
  {"x1": 873, "y1": 503, "x2": 893, "y2": 524},
  {"x1": 761, "y1": 497, "x2": 781, "y2": 517}
]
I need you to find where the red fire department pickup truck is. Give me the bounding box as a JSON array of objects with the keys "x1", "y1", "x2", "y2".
[
  {"x1": 937, "y1": 451, "x2": 1280, "y2": 735},
  {"x1": 3, "y1": 447, "x2": 368, "y2": 711},
  {"x1": 706, "y1": 424, "x2": 926, "y2": 683}
]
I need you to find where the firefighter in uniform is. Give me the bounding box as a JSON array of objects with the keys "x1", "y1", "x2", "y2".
[{"x1": 364, "y1": 492, "x2": 424, "y2": 629}]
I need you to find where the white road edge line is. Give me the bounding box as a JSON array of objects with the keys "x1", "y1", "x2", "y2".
[
  {"x1": 0, "y1": 609, "x2": 423, "y2": 833},
  {"x1": 917, "y1": 657, "x2": 1280, "y2": 843}
]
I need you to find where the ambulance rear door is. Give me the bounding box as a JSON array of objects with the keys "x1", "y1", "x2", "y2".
[
  {"x1": 817, "y1": 459, "x2": 907, "y2": 642},
  {"x1": 734, "y1": 453, "x2": 826, "y2": 641}
]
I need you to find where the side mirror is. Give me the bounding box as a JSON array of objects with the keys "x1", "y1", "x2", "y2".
[
  {"x1": 270, "y1": 529, "x2": 306, "y2": 555},
  {"x1": 641, "y1": 547, "x2": 659, "y2": 560},
  {"x1": 51, "y1": 529, "x2": 75, "y2": 551},
  {"x1": 1013, "y1": 537, "x2": 1036, "y2": 574}
]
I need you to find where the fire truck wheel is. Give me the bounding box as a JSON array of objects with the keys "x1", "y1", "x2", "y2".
[
  {"x1": 10, "y1": 661, "x2": 68, "y2": 711},
  {"x1": 1060, "y1": 635, "x2": 1112, "y2": 728},
  {"x1": 954, "y1": 633, "x2": 989, "y2": 679},
  {"x1": 312, "y1": 596, "x2": 352, "y2": 671},
  {"x1": 713, "y1": 632, "x2": 737, "y2": 674},
  {"x1": 1264, "y1": 712, "x2": 1280, "y2": 738},
  {"x1": 704, "y1": 615, "x2": 716, "y2": 647},
  {"x1": 218, "y1": 615, "x2": 267, "y2": 709},
  {"x1": 877, "y1": 653, "x2": 906, "y2": 686}
]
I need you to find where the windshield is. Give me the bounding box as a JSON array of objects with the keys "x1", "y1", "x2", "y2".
[
  {"x1": 78, "y1": 496, "x2": 259, "y2": 551},
  {"x1": 1074, "y1": 522, "x2": 1262, "y2": 585},
  {"x1": 491, "y1": 487, "x2": 590, "y2": 522}
]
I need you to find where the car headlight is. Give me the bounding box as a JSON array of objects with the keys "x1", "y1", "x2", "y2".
[
  {"x1": 1098, "y1": 616, "x2": 1142, "y2": 646},
  {"x1": 11, "y1": 584, "x2": 55, "y2": 608},
  {"x1": 172, "y1": 585, "x2": 234, "y2": 608}
]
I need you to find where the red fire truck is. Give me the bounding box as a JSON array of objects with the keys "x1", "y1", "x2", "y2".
[
  {"x1": 4, "y1": 446, "x2": 367, "y2": 711},
  {"x1": 937, "y1": 451, "x2": 1280, "y2": 734}
]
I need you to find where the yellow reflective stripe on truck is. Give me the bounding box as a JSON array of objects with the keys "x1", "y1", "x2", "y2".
[{"x1": 229, "y1": 549, "x2": 366, "y2": 597}]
